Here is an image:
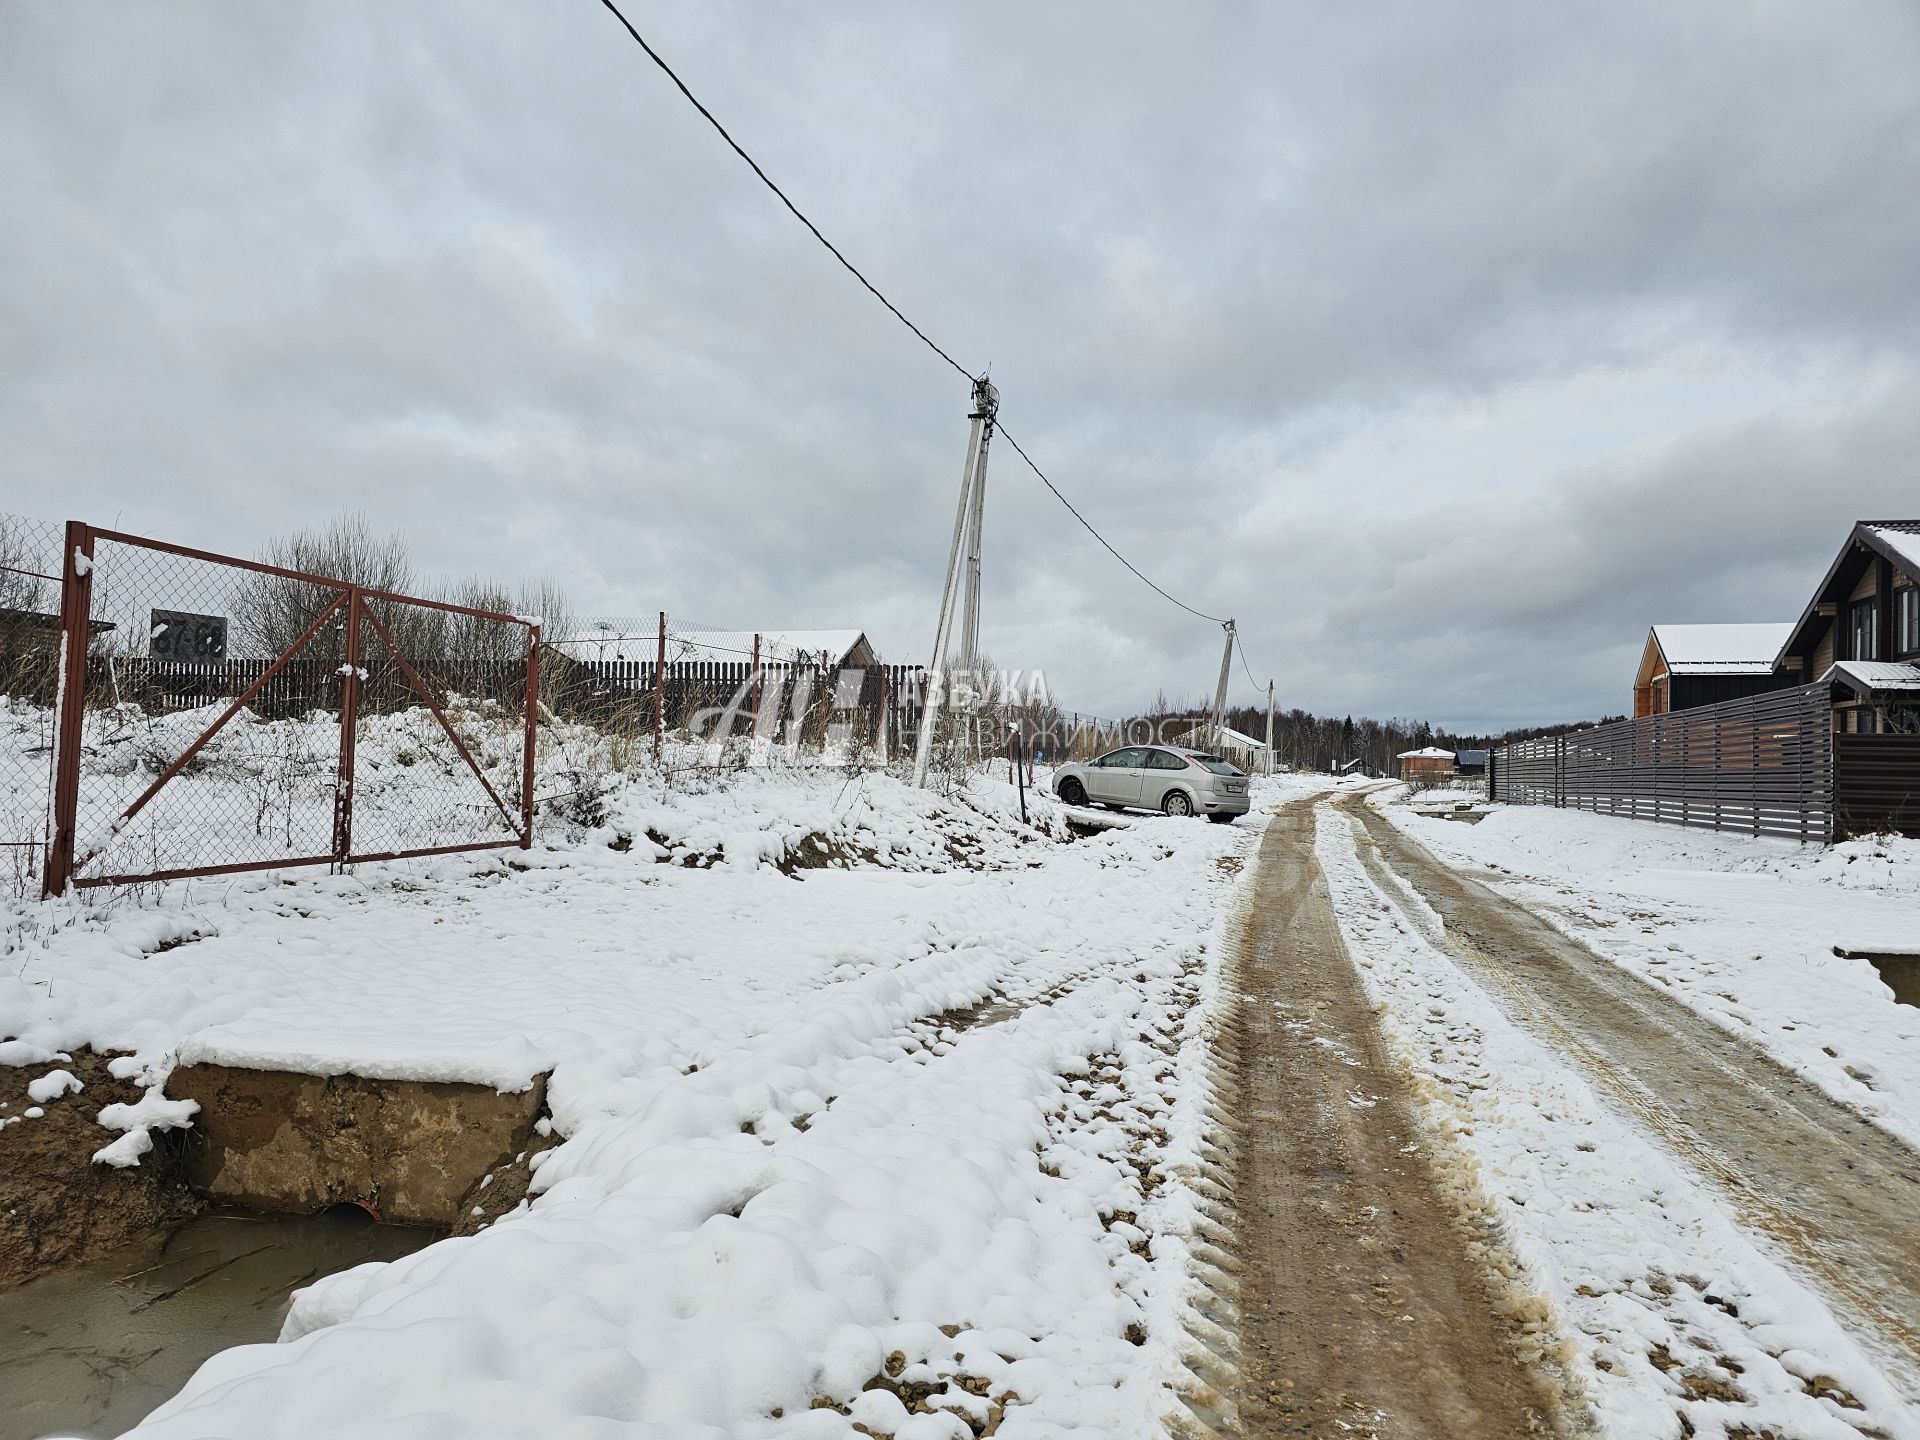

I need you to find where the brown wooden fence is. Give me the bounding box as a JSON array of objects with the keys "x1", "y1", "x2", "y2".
[
  {"x1": 1833, "y1": 733, "x2": 1920, "y2": 838},
  {"x1": 1489, "y1": 684, "x2": 1834, "y2": 841},
  {"x1": 39, "y1": 652, "x2": 930, "y2": 749},
  {"x1": 543, "y1": 656, "x2": 925, "y2": 750}
]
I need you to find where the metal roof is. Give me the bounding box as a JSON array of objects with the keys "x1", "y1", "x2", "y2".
[
  {"x1": 1821, "y1": 660, "x2": 1920, "y2": 697},
  {"x1": 1650, "y1": 622, "x2": 1794, "y2": 675}
]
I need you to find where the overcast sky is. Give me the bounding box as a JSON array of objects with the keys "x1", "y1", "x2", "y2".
[{"x1": 6, "y1": 2, "x2": 1919, "y2": 730}]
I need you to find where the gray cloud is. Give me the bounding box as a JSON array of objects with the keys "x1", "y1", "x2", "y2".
[{"x1": 4, "y1": 1, "x2": 1918, "y2": 727}]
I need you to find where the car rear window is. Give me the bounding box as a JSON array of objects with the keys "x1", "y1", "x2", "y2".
[{"x1": 1185, "y1": 753, "x2": 1243, "y2": 775}]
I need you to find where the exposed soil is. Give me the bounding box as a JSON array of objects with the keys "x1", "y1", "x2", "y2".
[
  {"x1": 1224, "y1": 802, "x2": 1568, "y2": 1437},
  {"x1": 451, "y1": 1120, "x2": 561, "y2": 1236},
  {"x1": 0, "y1": 1051, "x2": 200, "y2": 1292},
  {"x1": 1344, "y1": 793, "x2": 1920, "y2": 1390}
]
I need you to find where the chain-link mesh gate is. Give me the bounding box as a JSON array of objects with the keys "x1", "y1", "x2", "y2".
[
  {"x1": 45, "y1": 524, "x2": 537, "y2": 893},
  {"x1": 0, "y1": 513, "x2": 64, "y2": 896}
]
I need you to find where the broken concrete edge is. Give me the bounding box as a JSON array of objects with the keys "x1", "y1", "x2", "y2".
[{"x1": 163, "y1": 1063, "x2": 554, "y2": 1228}]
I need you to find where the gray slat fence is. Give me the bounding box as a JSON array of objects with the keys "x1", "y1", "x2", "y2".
[{"x1": 1490, "y1": 683, "x2": 1832, "y2": 841}]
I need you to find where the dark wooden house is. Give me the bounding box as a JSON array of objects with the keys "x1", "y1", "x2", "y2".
[
  {"x1": 1631, "y1": 623, "x2": 1794, "y2": 717},
  {"x1": 1774, "y1": 520, "x2": 1920, "y2": 735}
]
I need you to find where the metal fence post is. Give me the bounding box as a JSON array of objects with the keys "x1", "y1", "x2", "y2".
[
  {"x1": 332, "y1": 589, "x2": 363, "y2": 867},
  {"x1": 750, "y1": 633, "x2": 762, "y2": 741},
  {"x1": 653, "y1": 611, "x2": 666, "y2": 762},
  {"x1": 44, "y1": 520, "x2": 95, "y2": 897},
  {"x1": 522, "y1": 624, "x2": 540, "y2": 848}
]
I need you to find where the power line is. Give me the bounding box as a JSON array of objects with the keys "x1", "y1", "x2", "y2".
[
  {"x1": 592, "y1": 0, "x2": 1233, "y2": 633},
  {"x1": 595, "y1": 0, "x2": 972, "y2": 382},
  {"x1": 1234, "y1": 629, "x2": 1264, "y2": 693},
  {"x1": 996, "y1": 424, "x2": 1231, "y2": 627}
]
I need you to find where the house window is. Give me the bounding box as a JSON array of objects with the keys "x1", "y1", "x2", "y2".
[
  {"x1": 1898, "y1": 586, "x2": 1919, "y2": 657},
  {"x1": 1848, "y1": 598, "x2": 1878, "y2": 661}
]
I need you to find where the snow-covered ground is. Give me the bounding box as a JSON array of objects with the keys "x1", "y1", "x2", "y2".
[
  {"x1": 1372, "y1": 791, "x2": 1920, "y2": 1151},
  {"x1": 2, "y1": 764, "x2": 1275, "y2": 1439},
  {"x1": 6, "y1": 763, "x2": 1913, "y2": 1438}
]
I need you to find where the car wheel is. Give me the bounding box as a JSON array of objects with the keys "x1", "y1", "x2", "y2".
[
  {"x1": 1163, "y1": 790, "x2": 1193, "y2": 818},
  {"x1": 1207, "y1": 812, "x2": 1235, "y2": 825},
  {"x1": 1059, "y1": 778, "x2": 1087, "y2": 806}
]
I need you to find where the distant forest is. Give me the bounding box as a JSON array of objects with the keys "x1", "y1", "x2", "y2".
[{"x1": 1124, "y1": 692, "x2": 1625, "y2": 775}]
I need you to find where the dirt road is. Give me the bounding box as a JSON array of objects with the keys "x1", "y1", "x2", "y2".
[
  {"x1": 1221, "y1": 801, "x2": 1568, "y2": 1437},
  {"x1": 1341, "y1": 792, "x2": 1920, "y2": 1390}
]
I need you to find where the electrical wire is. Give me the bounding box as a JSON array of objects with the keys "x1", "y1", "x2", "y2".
[
  {"x1": 995, "y1": 424, "x2": 1231, "y2": 626},
  {"x1": 1235, "y1": 629, "x2": 1264, "y2": 694},
  {"x1": 592, "y1": 0, "x2": 1234, "y2": 635},
  {"x1": 595, "y1": 0, "x2": 972, "y2": 383}
]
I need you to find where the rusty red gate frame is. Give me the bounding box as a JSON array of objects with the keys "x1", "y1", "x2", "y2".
[{"x1": 44, "y1": 522, "x2": 539, "y2": 895}]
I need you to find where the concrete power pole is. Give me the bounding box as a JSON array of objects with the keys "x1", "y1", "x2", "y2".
[
  {"x1": 955, "y1": 388, "x2": 997, "y2": 766},
  {"x1": 957, "y1": 404, "x2": 994, "y2": 679},
  {"x1": 1265, "y1": 678, "x2": 1275, "y2": 775},
  {"x1": 913, "y1": 377, "x2": 1000, "y2": 788},
  {"x1": 1209, "y1": 619, "x2": 1235, "y2": 751}
]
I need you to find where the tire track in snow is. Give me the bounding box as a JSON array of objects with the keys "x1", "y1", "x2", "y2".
[
  {"x1": 1215, "y1": 800, "x2": 1574, "y2": 1438},
  {"x1": 1343, "y1": 791, "x2": 1920, "y2": 1398},
  {"x1": 1317, "y1": 801, "x2": 1918, "y2": 1439}
]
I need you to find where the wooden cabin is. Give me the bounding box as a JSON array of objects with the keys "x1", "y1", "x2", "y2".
[
  {"x1": 1396, "y1": 746, "x2": 1455, "y2": 782},
  {"x1": 1632, "y1": 623, "x2": 1793, "y2": 717}
]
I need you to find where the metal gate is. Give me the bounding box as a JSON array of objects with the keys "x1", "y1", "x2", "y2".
[{"x1": 45, "y1": 523, "x2": 539, "y2": 893}]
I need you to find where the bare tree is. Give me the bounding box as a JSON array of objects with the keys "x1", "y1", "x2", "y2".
[{"x1": 230, "y1": 512, "x2": 414, "y2": 663}]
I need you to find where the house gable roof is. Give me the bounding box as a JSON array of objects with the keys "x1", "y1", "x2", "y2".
[
  {"x1": 1867, "y1": 521, "x2": 1920, "y2": 578},
  {"x1": 1775, "y1": 520, "x2": 1920, "y2": 670},
  {"x1": 1648, "y1": 622, "x2": 1793, "y2": 675}
]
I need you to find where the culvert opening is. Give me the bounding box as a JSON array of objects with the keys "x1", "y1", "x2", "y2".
[{"x1": 1833, "y1": 944, "x2": 1920, "y2": 1009}]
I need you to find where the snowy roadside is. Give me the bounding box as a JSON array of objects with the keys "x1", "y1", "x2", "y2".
[
  {"x1": 2, "y1": 767, "x2": 1269, "y2": 1438},
  {"x1": 1313, "y1": 800, "x2": 1920, "y2": 1440},
  {"x1": 1371, "y1": 792, "x2": 1920, "y2": 1151}
]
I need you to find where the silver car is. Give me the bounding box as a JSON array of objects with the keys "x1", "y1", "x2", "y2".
[{"x1": 1052, "y1": 745, "x2": 1250, "y2": 822}]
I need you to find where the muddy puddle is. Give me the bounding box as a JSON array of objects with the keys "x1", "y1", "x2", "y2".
[{"x1": 0, "y1": 1208, "x2": 437, "y2": 1440}]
